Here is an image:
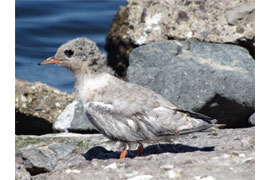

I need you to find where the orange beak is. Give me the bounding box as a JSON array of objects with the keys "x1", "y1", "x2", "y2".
[{"x1": 38, "y1": 57, "x2": 64, "y2": 65}]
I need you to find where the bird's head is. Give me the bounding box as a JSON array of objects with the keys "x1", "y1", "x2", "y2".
[{"x1": 39, "y1": 37, "x2": 106, "y2": 73}]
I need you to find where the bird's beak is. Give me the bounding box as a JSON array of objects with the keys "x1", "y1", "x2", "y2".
[{"x1": 38, "y1": 57, "x2": 64, "y2": 65}]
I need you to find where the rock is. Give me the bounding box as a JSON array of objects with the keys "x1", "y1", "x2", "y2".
[
  {"x1": 48, "y1": 144, "x2": 76, "y2": 159},
  {"x1": 105, "y1": 6, "x2": 134, "y2": 78},
  {"x1": 127, "y1": 40, "x2": 254, "y2": 127},
  {"x1": 15, "y1": 79, "x2": 75, "y2": 135},
  {"x1": 226, "y1": 5, "x2": 254, "y2": 26},
  {"x1": 105, "y1": 0, "x2": 255, "y2": 78},
  {"x1": 16, "y1": 127, "x2": 254, "y2": 180},
  {"x1": 248, "y1": 113, "x2": 255, "y2": 126},
  {"x1": 17, "y1": 148, "x2": 57, "y2": 176},
  {"x1": 53, "y1": 100, "x2": 97, "y2": 133},
  {"x1": 16, "y1": 152, "x2": 31, "y2": 180}
]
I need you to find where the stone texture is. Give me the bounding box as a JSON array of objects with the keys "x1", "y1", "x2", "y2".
[
  {"x1": 53, "y1": 100, "x2": 97, "y2": 133},
  {"x1": 127, "y1": 40, "x2": 254, "y2": 127},
  {"x1": 16, "y1": 152, "x2": 32, "y2": 180},
  {"x1": 15, "y1": 79, "x2": 75, "y2": 135},
  {"x1": 16, "y1": 127, "x2": 254, "y2": 180},
  {"x1": 226, "y1": 5, "x2": 255, "y2": 26},
  {"x1": 248, "y1": 113, "x2": 255, "y2": 126},
  {"x1": 105, "y1": 0, "x2": 255, "y2": 78}
]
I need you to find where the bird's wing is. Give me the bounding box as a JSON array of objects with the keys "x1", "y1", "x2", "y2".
[
  {"x1": 84, "y1": 101, "x2": 157, "y2": 142},
  {"x1": 83, "y1": 76, "x2": 216, "y2": 142},
  {"x1": 101, "y1": 76, "x2": 177, "y2": 115}
]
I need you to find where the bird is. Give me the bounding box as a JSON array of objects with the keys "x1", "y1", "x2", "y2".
[{"x1": 39, "y1": 37, "x2": 218, "y2": 159}]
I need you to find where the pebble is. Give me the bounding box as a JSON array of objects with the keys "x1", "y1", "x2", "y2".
[
  {"x1": 21, "y1": 95, "x2": 27, "y2": 102},
  {"x1": 167, "y1": 169, "x2": 182, "y2": 179},
  {"x1": 194, "y1": 176, "x2": 216, "y2": 180},
  {"x1": 239, "y1": 153, "x2": 246, "y2": 158},
  {"x1": 55, "y1": 102, "x2": 60, "y2": 107},
  {"x1": 160, "y1": 164, "x2": 174, "y2": 170},
  {"x1": 127, "y1": 175, "x2": 153, "y2": 180},
  {"x1": 222, "y1": 154, "x2": 230, "y2": 158},
  {"x1": 104, "y1": 163, "x2": 117, "y2": 169},
  {"x1": 65, "y1": 169, "x2": 81, "y2": 174}
]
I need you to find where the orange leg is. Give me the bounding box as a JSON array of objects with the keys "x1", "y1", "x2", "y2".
[
  {"x1": 120, "y1": 146, "x2": 127, "y2": 159},
  {"x1": 137, "y1": 143, "x2": 143, "y2": 156}
]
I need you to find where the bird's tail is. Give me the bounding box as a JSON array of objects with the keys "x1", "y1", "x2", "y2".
[
  {"x1": 175, "y1": 109, "x2": 225, "y2": 135},
  {"x1": 175, "y1": 109, "x2": 216, "y2": 124}
]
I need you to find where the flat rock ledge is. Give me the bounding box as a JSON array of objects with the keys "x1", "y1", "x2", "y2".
[
  {"x1": 16, "y1": 127, "x2": 254, "y2": 180},
  {"x1": 15, "y1": 79, "x2": 75, "y2": 135}
]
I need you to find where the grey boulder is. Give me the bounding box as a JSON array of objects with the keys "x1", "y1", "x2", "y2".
[
  {"x1": 53, "y1": 100, "x2": 97, "y2": 133},
  {"x1": 127, "y1": 40, "x2": 254, "y2": 127}
]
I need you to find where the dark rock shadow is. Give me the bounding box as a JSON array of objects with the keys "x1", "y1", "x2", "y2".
[
  {"x1": 197, "y1": 94, "x2": 254, "y2": 128},
  {"x1": 15, "y1": 110, "x2": 53, "y2": 135},
  {"x1": 83, "y1": 144, "x2": 215, "y2": 161},
  {"x1": 225, "y1": 37, "x2": 255, "y2": 59}
]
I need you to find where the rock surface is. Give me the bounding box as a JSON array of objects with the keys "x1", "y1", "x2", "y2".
[
  {"x1": 16, "y1": 152, "x2": 32, "y2": 180},
  {"x1": 16, "y1": 127, "x2": 255, "y2": 180},
  {"x1": 127, "y1": 40, "x2": 254, "y2": 127},
  {"x1": 53, "y1": 100, "x2": 97, "y2": 133},
  {"x1": 248, "y1": 113, "x2": 255, "y2": 126},
  {"x1": 15, "y1": 79, "x2": 75, "y2": 135},
  {"x1": 105, "y1": 0, "x2": 255, "y2": 78}
]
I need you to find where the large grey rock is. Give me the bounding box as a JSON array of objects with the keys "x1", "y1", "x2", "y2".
[
  {"x1": 105, "y1": 0, "x2": 255, "y2": 78},
  {"x1": 127, "y1": 40, "x2": 254, "y2": 127},
  {"x1": 16, "y1": 127, "x2": 255, "y2": 180},
  {"x1": 53, "y1": 100, "x2": 97, "y2": 133}
]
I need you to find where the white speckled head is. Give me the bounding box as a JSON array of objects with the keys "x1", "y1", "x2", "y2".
[{"x1": 39, "y1": 37, "x2": 108, "y2": 74}]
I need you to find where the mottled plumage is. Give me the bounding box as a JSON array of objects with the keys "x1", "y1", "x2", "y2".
[{"x1": 39, "y1": 37, "x2": 217, "y2": 158}]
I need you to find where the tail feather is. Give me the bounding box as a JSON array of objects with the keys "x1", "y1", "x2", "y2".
[
  {"x1": 177, "y1": 123, "x2": 213, "y2": 135},
  {"x1": 175, "y1": 109, "x2": 225, "y2": 134},
  {"x1": 175, "y1": 109, "x2": 217, "y2": 124}
]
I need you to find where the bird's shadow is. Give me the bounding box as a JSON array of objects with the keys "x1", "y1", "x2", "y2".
[{"x1": 83, "y1": 143, "x2": 215, "y2": 161}]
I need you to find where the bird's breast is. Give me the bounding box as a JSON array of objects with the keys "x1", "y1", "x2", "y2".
[{"x1": 76, "y1": 73, "x2": 112, "y2": 104}]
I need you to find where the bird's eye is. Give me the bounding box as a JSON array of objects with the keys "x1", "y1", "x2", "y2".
[{"x1": 64, "y1": 49, "x2": 74, "y2": 57}]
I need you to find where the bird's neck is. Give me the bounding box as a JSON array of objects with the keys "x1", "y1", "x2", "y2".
[
  {"x1": 73, "y1": 69, "x2": 114, "y2": 104},
  {"x1": 73, "y1": 64, "x2": 114, "y2": 83},
  {"x1": 72, "y1": 63, "x2": 115, "y2": 102}
]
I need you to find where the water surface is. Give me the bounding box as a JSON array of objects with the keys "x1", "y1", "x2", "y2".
[{"x1": 16, "y1": 0, "x2": 126, "y2": 93}]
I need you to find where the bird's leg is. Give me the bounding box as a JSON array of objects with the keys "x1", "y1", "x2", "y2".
[
  {"x1": 137, "y1": 143, "x2": 144, "y2": 156},
  {"x1": 120, "y1": 145, "x2": 128, "y2": 159}
]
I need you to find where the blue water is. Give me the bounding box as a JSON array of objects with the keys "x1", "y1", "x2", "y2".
[{"x1": 15, "y1": 0, "x2": 126, "y2": 93}]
